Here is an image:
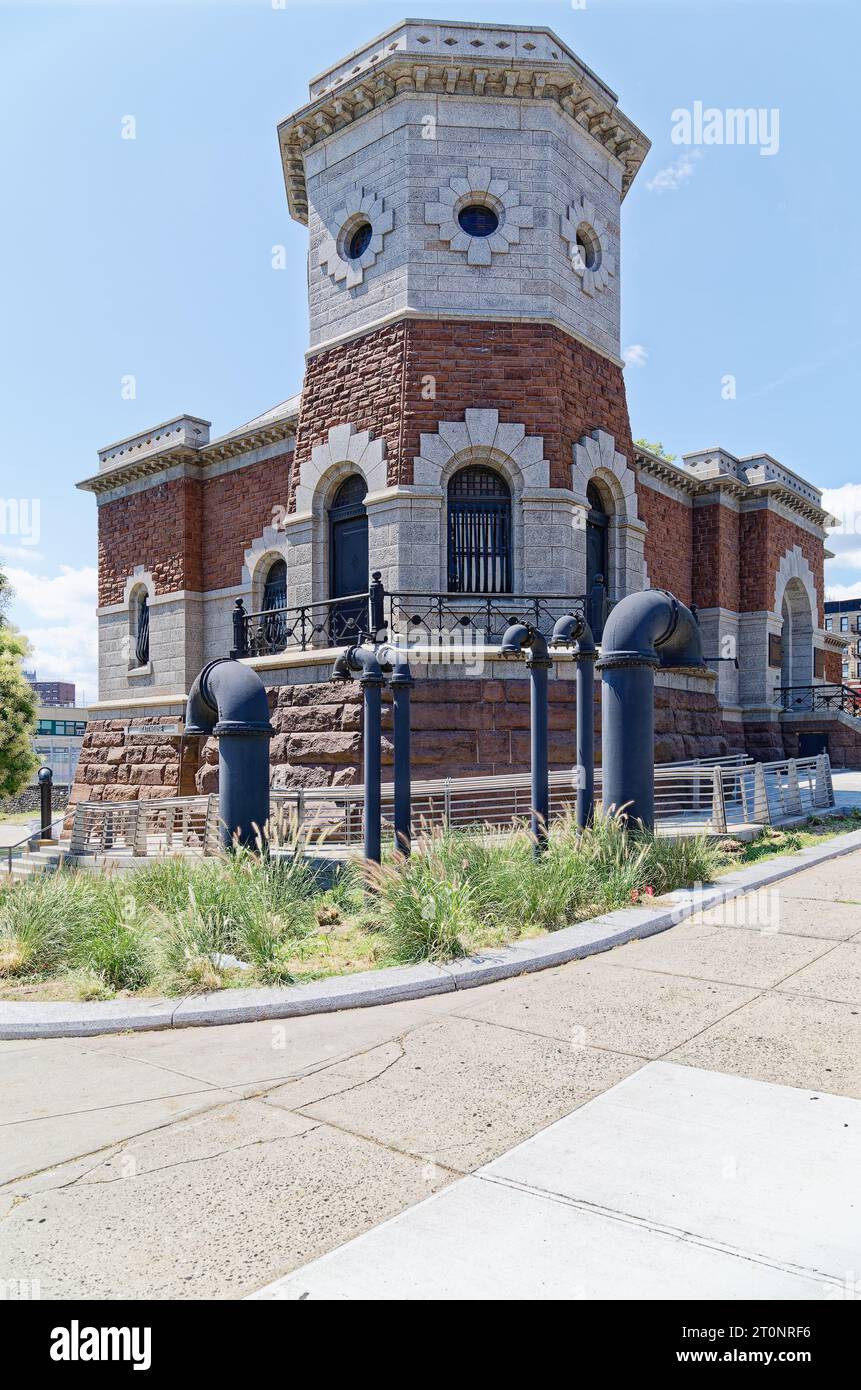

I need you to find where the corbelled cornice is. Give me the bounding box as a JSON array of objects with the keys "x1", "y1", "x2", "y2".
[
  {"x1": 634, "y1": 446, "x2": 832, "y2": 532},
  {"x1": 277, "y1": 19, "x2": 650, "y2": 224}
]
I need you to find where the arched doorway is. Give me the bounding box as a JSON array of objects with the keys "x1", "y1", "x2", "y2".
[
  {"x1": 329, "y1": 474, "x2": 368, "y2": 642},
  {"x1": 780, "y1": 577, "x2": 814, "y2": 691},
  {"x1": 586, "y1": 481, "x2": 609, "y2": 638},
  {"x1": 447, "y1": 465, "x2": 512, "y2": 593}
]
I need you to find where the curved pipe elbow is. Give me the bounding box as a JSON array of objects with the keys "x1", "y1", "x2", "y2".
[
  {"x1": 377, "y1": 642, "x2": 414, "y2": 686},
  {"x1": 551, "y1": 613, "x2": 597, "y2": 659},
  {"x1": 331, "y1": 651, "x2": 353, "y2": 684},
  {"x1": 500, "y1": 621, "x2": 531, "y2": 657},
  {"x1": 185, "y1": 658, "x2": 273, "y2": 738},
  {"x1": 599, "y1": 590, "x2": 705, "y2": 670},
  {"x1": 348, "y1": 645, "x2": 386, "y2": 685}
]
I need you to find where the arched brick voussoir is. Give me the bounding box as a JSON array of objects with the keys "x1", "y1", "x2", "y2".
[
  {"x1": 774, "y1": 544, "x2": 819, "y2": 623},
  {"x1": 294, "y1": 422, "x2": 388, "y2": 513},
  {"x1": 413, "y1": 409, "x2": 549, "y2": 490},
  {"x1": 572, "y1": 428, "x2": 638, "y2": 519}
]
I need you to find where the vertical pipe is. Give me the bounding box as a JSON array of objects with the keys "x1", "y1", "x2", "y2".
[
  {"x1": 363, "y1": 678, "x2": 383, "y2": 865},
  {"x1": 392, "y1": 679, "x2": 412, "y2": 856},
  {"x1": 529, "y1": 656, "x2": 550, "y2": 855},
  {"x1": 575, "y1": 653, "x2": 595, "y2": 831},
  {"x1": 600, "y1": 662, "x2": 656, "y2": 830},
  {"x1": 219, "y1": 734, "x2": 271, "y2": 851}
]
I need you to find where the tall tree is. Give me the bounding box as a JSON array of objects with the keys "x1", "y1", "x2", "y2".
[{"x1": 0, "y1": 567, "x2": 38, "y2": 797}]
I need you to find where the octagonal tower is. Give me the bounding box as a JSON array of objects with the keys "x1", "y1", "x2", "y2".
[{"x1": 278, "y1": 17, "x2": 651, "y2": 607}]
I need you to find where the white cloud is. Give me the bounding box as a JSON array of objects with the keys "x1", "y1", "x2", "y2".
[
  {"x1": 825, "y1": 582, "x2": 861, "y2": 602},
  {"x1": 0, "y1": 542, "x2": 45, "y2": 563},
  {"x1": 646, "y1": 149, "x2": 703, "y2": 193},
  {"x1": 5, "y1": 563, "x2": 98, "y2": 701},
  {"x1": 623, "y1": 344, "x2": 648, "y2": 369}
]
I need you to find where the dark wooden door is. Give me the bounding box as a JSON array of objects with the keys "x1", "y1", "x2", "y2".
[{"x1": 329, "y1": 476, "x2": 368, "y2": 643}]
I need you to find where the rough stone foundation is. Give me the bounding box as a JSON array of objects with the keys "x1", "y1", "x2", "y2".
[
  {"x1": 186, "y1": 677, "x2": 744, "y2": 794},
  {"x1": 70, "y1": 717, "x2": 200, "y2": 805}
]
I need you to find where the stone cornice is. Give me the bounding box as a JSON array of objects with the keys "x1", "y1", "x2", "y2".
[
  {"x1": 633, "y1": 447, "x2": 830, "y2": 531},
  {"x1": 277, "y1": 19, "x2": 650, "y2": 223},
  {"x1": 78, "y1": 407, "x2": 299, "y2": 496}
]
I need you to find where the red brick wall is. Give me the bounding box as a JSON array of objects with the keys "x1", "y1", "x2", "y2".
[
  {"x1": 98, "y1": 476, "x2": 203, "y2": 606},
  {"x1": 293, "y1": 318, "x2": 634, "y2": 498},
  {"x1": 637, "y1": 480, "x2": 693, "y2": 606},
  {"x1": 740, "y1": 511, "x2": 825, "y2": 622},
  {"x1": 201, "y1": 451, "x2": 293, "y2": 591},
  {"x1": 691, "y1": 500, "x2": 740, "y2": 612},
  {"x1": 825, "y1": 648, "x2": 843, "y2": 683}
]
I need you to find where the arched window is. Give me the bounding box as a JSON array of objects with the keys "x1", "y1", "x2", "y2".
[
  {"x1": 329, "y1": 475, "x2": 368, "y2": 643},
  {"x1": 586, "y1": 481, "x2": 610, "y2": 638},
  {"x1": 262, "y1": 558, "x2": 287, "y2": 612},
  {"x1": 261, "y1": 558, "x2": 288, "y2": 650},
  {"x1": 132, "y1": 589, "x2": 149, "y2": 667},
  {"x1": 447, "y1": 465, "x2": 512, "y2": 594}
]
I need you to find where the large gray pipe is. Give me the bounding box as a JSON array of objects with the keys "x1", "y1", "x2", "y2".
[
  {"x1": 597, "y1": 590, "x2": 705, "y2": 830},
  {"x1": 185, "y1": 658, "x2": 273, "y2": 851}
]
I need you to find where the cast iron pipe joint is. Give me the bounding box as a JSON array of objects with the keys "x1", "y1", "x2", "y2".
[
  {"x1": 377, "y1": 641, "x2": 414, "y2": 687},
  {"x1": 185, "y1": 658, "x2": 274, "y2": 739},
  {"x1": 330, "y1": 644, "x2": 385, "y2": 687},
  {"x1": 500, "y1": 622, "x2": 552, "y2": 668},
  {"x1": 596, "y1": 589, "x2": 706, "y2": 673},
  {"x1": 550, "y1": 613, "x2": 597, "y2": 659}
]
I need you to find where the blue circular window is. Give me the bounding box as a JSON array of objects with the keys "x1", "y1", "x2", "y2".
[
  {"x1": 457, "y1": 204, "x2": 499, "y2": 238},
  {"x1": 347, "y1": 221, "x2": 373, "y2": 260}
]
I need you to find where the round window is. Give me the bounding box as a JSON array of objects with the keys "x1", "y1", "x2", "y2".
[
  {"x1": 457, "y1": 204, "x2": 499, "y2": 238},
  {"x1": 347, "y1": 221, "x2": 373, "y2": 260},
  {"x1": 575, "y1": 224, "x2": 602, "y2": 271}
]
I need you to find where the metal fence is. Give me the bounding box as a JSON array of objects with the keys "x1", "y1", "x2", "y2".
[
  {"x1": 779, "y1": 683, "x2": 861, "y2": 718},
  {"x1": 69, "y1": 795, "x2": 220, "y2": 858},
  {"x1": 60, "y1": 754, "x2": 834, "y2": 860}
]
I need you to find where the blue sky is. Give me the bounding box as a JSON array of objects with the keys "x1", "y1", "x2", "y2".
[{"x1": 1, "y1": 0, "x2": 859, "y2": 698}]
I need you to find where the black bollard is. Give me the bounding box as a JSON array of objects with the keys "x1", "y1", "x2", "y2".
[{"x1": 37, "y1": 766, "x2": 53, "y2": 840}]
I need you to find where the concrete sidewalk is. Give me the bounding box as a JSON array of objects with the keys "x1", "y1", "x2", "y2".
[{"x1": 1, "y1": 847, "x2": 860, "y2": 1299}]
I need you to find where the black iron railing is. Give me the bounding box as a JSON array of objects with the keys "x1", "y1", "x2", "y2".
[
  {"x1": 230, "y1": 573, "x2": 606, "y2": 658},
  {"x1": 231, "y1": 593, "x2": 369, "y2": 657},
  {"x1": 778, "y1": 683, "x2": 861, "y2": 718},
  {"x1": 384, "y1": 591, "x2": 589, "y2": 645}
]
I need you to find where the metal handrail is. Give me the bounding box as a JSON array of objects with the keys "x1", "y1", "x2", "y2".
[
  {"x1": 385, "y1": 590, "x2": 589, "y2": 644},
  {"x1": 3, "y1": 814, "x2": 70, "y2": 874},
  {"x1": 231, "y1": 591, "x2": 370, "y2": 657},
  {"x1": 778, "y1": 683, "x2": 861, "y2": 717}
]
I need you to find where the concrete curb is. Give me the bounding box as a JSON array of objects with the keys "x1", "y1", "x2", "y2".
[{"x1": 3, "y1": 826, "x2": 861, "y2": 1040}]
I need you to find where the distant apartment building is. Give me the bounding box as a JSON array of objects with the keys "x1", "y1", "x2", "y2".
[
  {"x1": 25, "y1": 673, "x2": 77, "y2": 707},
  {"x1": 31, "y1": 705, "x2": 89, "y2": 788},
  {"x1": 825, "y1": 598, "x2": 861, "y2": 685}
]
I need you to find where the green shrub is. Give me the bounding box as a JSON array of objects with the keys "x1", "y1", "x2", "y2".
[
  {"x1": 368, "y1": 849, "x2": 473, "y2": 962},
  {"x1": 69, "y1": 880, "x2": 157, "y2": 991}
]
